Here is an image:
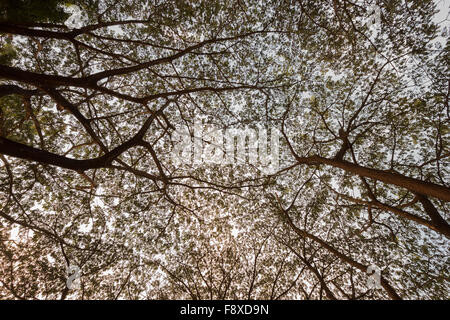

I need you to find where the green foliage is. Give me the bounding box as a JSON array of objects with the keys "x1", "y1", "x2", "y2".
[
  {"x1": 0, "y1": 0, "x2": 70, "y2": 23},
  {"x1": 0, "y1": 0, "x2": 448, "y2": 300},
  {"x1": 0, "y1": 94, "x2": 35, "y2": 143},
  {"x1": 0, "y1": 42, "x2": 17, "y2": 65}
]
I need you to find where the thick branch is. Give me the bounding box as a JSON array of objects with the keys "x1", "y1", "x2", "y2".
[
  {"x1": 281, "y1": 208, "x2": 401, "y2": 300},
  {"x1": 0, "y1": 104, "x2": 165, "y2": 171},
  {"x1": 0, "y1": 84, "x2": 42, "y2": 98},
  {"x1": 294, "y1": 155, "x2": 450, "y2": 202},
  {"x1": 416, "y1": 194, "x2": 450, "y2": 237}
]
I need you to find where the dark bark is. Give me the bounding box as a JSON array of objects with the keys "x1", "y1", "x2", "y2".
[
  {"x1": 0, "y1": 84, "x2": 42, "y2": 98},
  {"x1": 282, "y1": 209, "x2": 402, "y2": 300},
  {"x1": 294, "y1": 155, "x2": 450, "y2": 202},
  {"x1": 0, "y1": 136, "x2": 112, "y2": 170},
  {"x1": 0, "y1": 105, "x2": 163, "y2": 172},
  {"x1": 416, "y1": 194, "x2": 450, "y2": 237}
]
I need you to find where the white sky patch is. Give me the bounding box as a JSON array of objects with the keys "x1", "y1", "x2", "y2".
[
  {"x1": 47, "y1": 254, "x2": 56, "y2": 264},
  {"x1": 108, "y1": 25, "x2": 125, "y2": 36},
  {"x1": 434, "y1": 0, "x2": 450, "y2": 28},
  {"x1": 9, "y1": 225, "x2": 20, "y2": 241},
  {"x1": 79, "y1": 219, "x2": 93, "y2": 233}
]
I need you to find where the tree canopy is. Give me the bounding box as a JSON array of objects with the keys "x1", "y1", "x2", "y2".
[{"x1": 0, "y1": 0, "x2": 448, "y2": 299}]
